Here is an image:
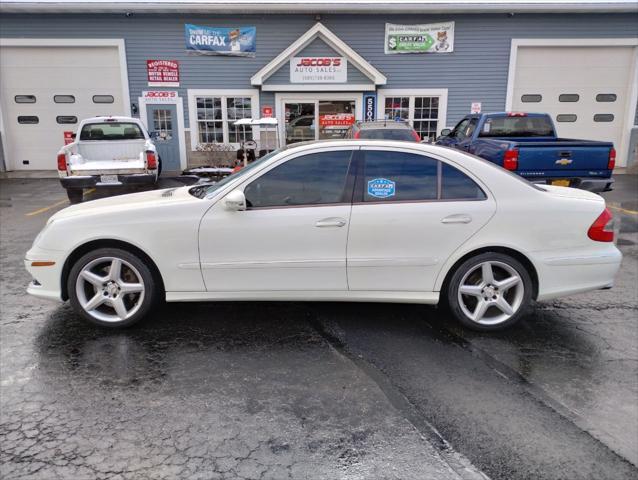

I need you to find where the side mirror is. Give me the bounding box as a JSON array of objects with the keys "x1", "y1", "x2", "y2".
[
  {"x1": 440, "y1": 128, "x2": 452, "y2": 137},
  {"x1": 224, "y1": 189, "x2": 246, "y2": 211}
]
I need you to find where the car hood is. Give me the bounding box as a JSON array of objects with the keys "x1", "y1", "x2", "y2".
[{"x1": 49, "y1": 187, "x2": 198, "y2": 222}]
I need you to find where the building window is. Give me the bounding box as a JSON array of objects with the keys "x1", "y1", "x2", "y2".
[
  {"x1": 93, "y1": 95, "x2": 114, "y2": 104},
  {"x1": 15, "y1": 95, "x2": 36, "y2": 103},
  {"x1": 556, "y1": 114, "x2": 577, "y2": 123},
  {"x1": 54, "y1": 95, "x2": 76, "y2": 104},
  {"x1": 56, "y1": 115, "x2": 78, "y2": 124},
  {"x1": 521, "y1": 94, "x2": 542, "y2": 103},
  {"x1": 18, "y1": 116, "x2": 39, "y2": 124},
  {"x1": 384, "y1": 97, "x2": 409, "y2": 121},
  {"x1": 413, "y1": 97, "x2": 439, "y2": 142},
  {"x1": 191, "y1": 91, "x2": 258, "y2": 146},
  {"x1": 594, "y1": 114, "x2": 614, "y2": 122},
  {"x1": 559, "y1": 94, "x2": 579, "y2": 102},
  {"x1": 596, "y1": 94, "x2": 617, "y2": 102},
  {"x1": 379, "y1": 90, "x2": 447, "y2": 143}
]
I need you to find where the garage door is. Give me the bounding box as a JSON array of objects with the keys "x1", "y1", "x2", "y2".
[
  {"x1": 511, "y1": 45, "x2": 637, "y2": 167},
  {"x1": 0, "y1": 45, "x2": 127, "y2": 171}
]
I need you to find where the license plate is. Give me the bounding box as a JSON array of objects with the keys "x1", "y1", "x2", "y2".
[
  {"x1": 100, "y1": 174, "x2": 118, "y2": 184},
  {"x1": 551, "y1": 179, "x2": 570, "y2": 187}
]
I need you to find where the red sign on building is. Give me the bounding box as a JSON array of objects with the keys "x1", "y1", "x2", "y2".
[
  {"x1": 147, "y1": 60, "x2": 180, "y2": 87},
  {"x1": 319, "y1": 113, "x2": 355, "y2": 128},
  {"x1": 261, "y1": 106, "x2": 273, "y2": 118}
]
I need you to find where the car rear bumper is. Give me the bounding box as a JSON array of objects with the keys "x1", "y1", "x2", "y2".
[
  {"x1": 61, "y1": 173, "x2": 157, "y2": 189},
  {"x1": 534, "y1": 245, "x2": 622, "y2": 301},
  {"x1": 531, "y1": 177, "x2": 614, "y2": 193}
]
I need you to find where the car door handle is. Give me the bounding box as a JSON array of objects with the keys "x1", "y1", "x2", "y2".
[
  {"x1": 315, "y1": 217, "x2": 347, "y2": 228},
  {"x1": 441, "y1": 214, "x2": 472, "y2": 224}
]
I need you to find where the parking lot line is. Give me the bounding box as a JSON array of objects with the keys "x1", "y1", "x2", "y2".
[
  {"x1": 25, "y1": 189, "x2": 95, "y2": 217},
  {"x1": 608, "y1": 205, "x2": 638, "y2": 215}
]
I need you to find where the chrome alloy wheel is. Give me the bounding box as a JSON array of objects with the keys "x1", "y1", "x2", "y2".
[
  {"x1": 457, "y1": 261, "x2": 524, "y2": 326},
  {"x1": 75, "y1": 257, "x2": 145, "y2": 323}
]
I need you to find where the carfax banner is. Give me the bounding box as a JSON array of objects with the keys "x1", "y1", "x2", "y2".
[
  {"x1": 384, "y1": 22, "x2": 454, "y2": 54},
  {"x1": 184, "y1": 24, "x2": 256, "y2": 56}
]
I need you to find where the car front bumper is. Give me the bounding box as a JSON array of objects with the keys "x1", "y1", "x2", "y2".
[
  {"x1": 25, "y1": 246, "x2": 66, "y2": 302},
  {"x1": 60, "y1": 173, "x2": 157, "y2": 189}
]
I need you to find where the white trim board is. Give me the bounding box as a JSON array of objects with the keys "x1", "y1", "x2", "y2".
[
  {"x1": 186, "y1": 88, "x2": 260, "y2": 151},
  {"x1": 505, "y1": 38, "x2": 638, "y2": 167},
  {"x1": 139, "y1": 94, "x2": 187, "y2": 171},
  {"x1": 251, "y1": 22, "x2": 386, "y2": 87},
  {"x1": 376, "y1": 88, "x2": 449, "y2": 137}
]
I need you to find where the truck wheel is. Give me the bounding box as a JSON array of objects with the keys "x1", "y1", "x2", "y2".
[
  {"x1": 446, "y1": 252, "x2": 532, "y2": 331},
  {"x1": 66, "y1": 188, "x2": 83, "y2": 204}
]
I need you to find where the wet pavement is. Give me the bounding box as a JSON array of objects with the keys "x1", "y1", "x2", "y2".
[{"x1": 1, "y1": 175, "x2": 637, "y2": 479}]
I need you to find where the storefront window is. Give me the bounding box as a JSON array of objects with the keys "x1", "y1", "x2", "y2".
[
  {"x1": 195, "y1": 95, "x2": 254, "y2": 144},
  {"x1": 318, "y1": 100, "x2": 355, "y2": 140},
  {"x1": 413, "y1": 96, "x2": 439, "y2": 142},
  {"x1": 384, "y1": 97, "x2": 409, "y2": 121},
  {"x1": 285, "y1": 102, "x2": 315, "y2": 145}
]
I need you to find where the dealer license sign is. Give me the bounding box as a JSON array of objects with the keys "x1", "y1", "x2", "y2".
[{"x1": 290, "y1": 57, "x2": 347, "y2": 83}]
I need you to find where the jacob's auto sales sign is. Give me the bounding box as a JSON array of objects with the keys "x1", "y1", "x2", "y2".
[
  {"x1": 290, "y1": 57, "x2": 347, "y2": 83},
  {"x1": 319, "y1": 113, "x2": 355, "y2": 129},
  {"x1": 147, "y1": 60, "x2": 179, "y2": 87}
]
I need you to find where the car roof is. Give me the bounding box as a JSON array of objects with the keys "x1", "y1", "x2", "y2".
[{"x1": 353, "y1": 120, "x2": 413, "y2": 130}]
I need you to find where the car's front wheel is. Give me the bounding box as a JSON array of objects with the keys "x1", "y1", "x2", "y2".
[
  {"x1": 68, "y1": 248, "x2": 159, "y2": 328},
  {"x1": 447, "y1": 252, "x2": 532, "y2": 331}
]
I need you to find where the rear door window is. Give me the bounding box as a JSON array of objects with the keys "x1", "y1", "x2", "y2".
[
  {"x1": 441, "y1": 163, "x2": 486, "y2": 200},
  {"x1": 361, "y1": 150, "x2": 438, "y2": 202},
  {"x1": 79, "y1": 122, "x2": 144, "y2": 140},
  {"x1": 244, "y1": 150, "x2": 353, "y2": 208}
]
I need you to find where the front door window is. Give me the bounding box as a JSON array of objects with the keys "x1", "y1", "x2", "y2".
[
  {"x1": 285, "y1": 102, "x2": 315, "y2": 145},
  {"x1": 152, "y1": 109, "x2": 173, "y2": 141}
]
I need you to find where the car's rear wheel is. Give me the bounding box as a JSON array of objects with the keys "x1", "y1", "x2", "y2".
[
  {"x1": 66, "y1": 188, "x2": 83, "y2": 204},
  {"x1": 447, "y1": 252, "x2": 532, "y2": 331},
  {"x1": 68, "y1": 248, "x2": 159, "y2": 328}
]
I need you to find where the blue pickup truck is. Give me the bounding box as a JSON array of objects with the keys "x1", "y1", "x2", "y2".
[{"x1": 436, "y1": 112, "x2": 615, "y2": 192}]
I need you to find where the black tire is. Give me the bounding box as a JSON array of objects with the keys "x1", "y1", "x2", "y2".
[
  {"x1": 66, "y1": 188, "x2": 83, "y2": 204},
  {"x1": 67, "y1": 247, "x2": 161, "y2": 328},
  {"x1": 446, "y1": 252, "x2": 533, "y2": 332}
]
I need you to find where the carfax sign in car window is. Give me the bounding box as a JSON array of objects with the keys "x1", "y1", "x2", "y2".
[{"x1": 368, "y1": 178, "x2": 396, "y2": 198}]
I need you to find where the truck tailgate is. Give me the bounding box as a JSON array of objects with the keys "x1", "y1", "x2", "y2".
[
  {"x1": 516, "y1": 142, "x2": 612, "y2": 176},
  {"x1": 69, "y1": 159, "x2": 145, "y2": 175}
]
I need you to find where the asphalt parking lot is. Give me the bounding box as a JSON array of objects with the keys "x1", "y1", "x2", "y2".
[{"x1": 1, "y1": 175, "x2": 637, "y2": 480}]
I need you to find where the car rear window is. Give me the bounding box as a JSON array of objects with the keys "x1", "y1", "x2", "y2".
[
  {"x1": 358, "y1": 128, "x2": 416, "y2": 142},
  {"x1": 79, "y1": 122, "x2": 144, "y2": 141},
  {"x1": 478, "y1": 116, "x2": 554, "y2": 138}
]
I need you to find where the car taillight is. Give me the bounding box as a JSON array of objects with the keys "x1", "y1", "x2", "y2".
[
  {"x1": 146, "y1": 151, "x2": 157, "y2": 169},
  {"x1": 507, "y1": 112, "x2": 528, "y2": 117},
  {"x1": 353, "y1": 130, "x2": 361, "y2": 139},
  {"x1": 412, "y1": 130, "x2": 421, "y2": 142},
  {"x1": 503, "y1": 149, "x2": 519, "y2": 170},
  {"x1": 608, "y1": 147, "x2": 616, "y2": 170},
  {"x1": 588, "y1": 207, "x2": 614, "y2": 242},
  {"x1": 57, "y1": 153, "x2": 67, "y2": 171}
]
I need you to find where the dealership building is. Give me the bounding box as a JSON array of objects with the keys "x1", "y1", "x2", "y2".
[{"x1": 0, "y1": 0, "x2": 637, "y2": 174}]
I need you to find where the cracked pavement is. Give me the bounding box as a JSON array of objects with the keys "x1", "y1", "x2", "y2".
[{"x1": 1, "y1": 175, "x2": 637, "y2": 479}]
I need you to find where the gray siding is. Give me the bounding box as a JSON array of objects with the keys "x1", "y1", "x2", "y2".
[
  {"x1": 1, "y1": 12, "x2": 636, "y2": 127},
  {"x1": 265, "y1": 37, "x2": 371, "y2": 85}
]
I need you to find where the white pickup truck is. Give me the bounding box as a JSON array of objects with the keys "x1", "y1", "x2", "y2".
[{"x1": 57, "y1": 116, "x2": 160, "y2": 203}]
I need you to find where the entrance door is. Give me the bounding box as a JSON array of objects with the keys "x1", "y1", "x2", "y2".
[
  {"x1": 284, "y1": 102, "x2": 315, "y2": 145},
  {"x1": 146, "y1": 103, "x2": 180, "y2": 172}
]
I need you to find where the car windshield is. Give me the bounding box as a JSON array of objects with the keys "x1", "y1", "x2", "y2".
[
  {"x1": 358, "y1": 128, "x2": 416, "y2": 141},
  {"x1": 478, "y1": 116, "x2": 554, "y2": 138},
  {"x1": 79, "y1": 122, "x2": 145, "y2": 141},
  {"x1": 189, "y1": 149, "x2": 283, "y2": 199}
]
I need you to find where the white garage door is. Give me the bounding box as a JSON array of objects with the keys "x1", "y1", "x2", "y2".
[
  {"x1": 0, "y1": 45, "x2": 128, "y2": 171},
  {"x1": 511, "y1": 45, "x2": 637, "y2": 167}
]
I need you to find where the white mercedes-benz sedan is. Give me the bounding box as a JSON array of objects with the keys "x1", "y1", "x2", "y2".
[{"x1": 25, "y1": 140, "x2": 622, "y2": 331}]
